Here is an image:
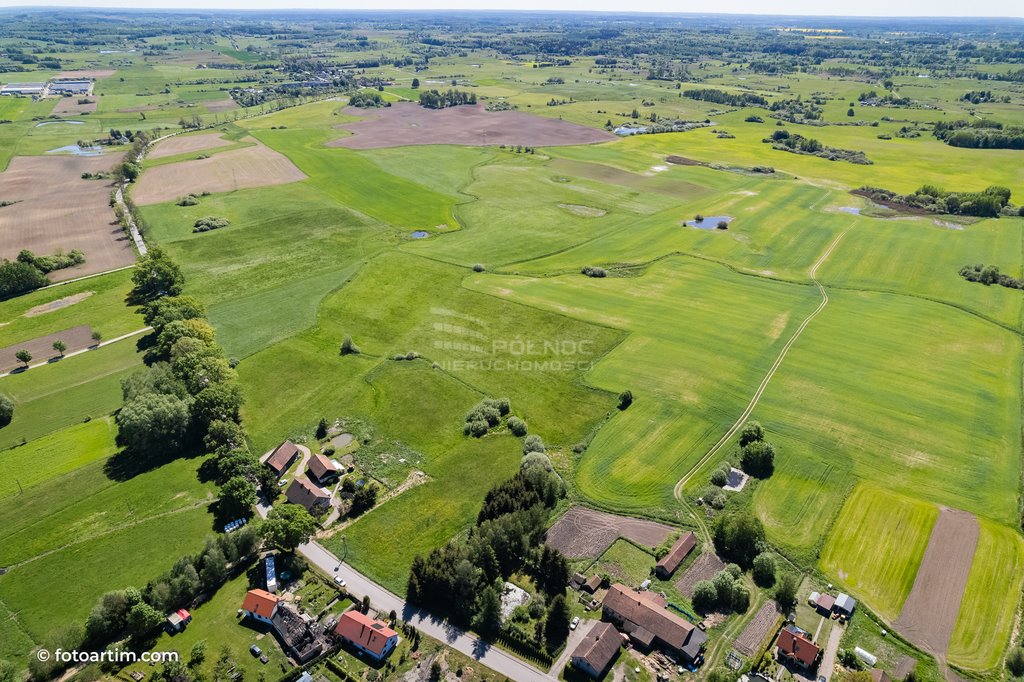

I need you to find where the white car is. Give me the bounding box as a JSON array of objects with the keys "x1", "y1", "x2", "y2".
[
  {"x1": 570, "y1": 616, "x2": 580, "y2": 630},
  {"x1": 334, "y1": 576, "x2": 347, "y2": 587}
]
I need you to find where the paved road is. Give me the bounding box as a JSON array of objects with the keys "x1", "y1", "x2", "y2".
[
  {"x1": 549, "y1": 618, "x2": 594, "y2": 676},
  {"x1": 255, "y1": 502, "x2": 556, "y2": 682}
]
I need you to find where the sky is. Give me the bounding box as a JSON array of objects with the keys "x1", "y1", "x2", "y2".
[{"x1": 0, "y1": 0, "x2": 1022, "y2": 17}]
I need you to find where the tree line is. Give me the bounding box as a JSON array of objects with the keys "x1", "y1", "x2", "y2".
[
  {"x1": 933, "y1": 119, "x2": 1024, "y2": 149},
  {"x1": 858, "y1": 183, "x2": 1017, "y2": 218},
  {"x1": 0, "y1": 248, "x2": 87, "y2": 299},
  {"x1": 681, "y1": 88, "x2": 767, "y2": 108},
  {"x1": 418, "y1": 89, "x2": 477, "y2": 109}
]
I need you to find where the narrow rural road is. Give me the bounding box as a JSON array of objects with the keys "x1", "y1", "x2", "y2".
[
  {"x1": 672, "y1": 228, "x2": 848, "y2": 498},
  {"x1": 0, "y1": 327, "x2": 151, "y2": 379},
  {"x1": 818, "y1": 622, "x2": 845, "y2": 681},
  {"x1": 114, "y1": 185, "x2": 147, "y2": 256},
  {"x1": 255, "y1": 502, "x2": 556, "y2": 682}
]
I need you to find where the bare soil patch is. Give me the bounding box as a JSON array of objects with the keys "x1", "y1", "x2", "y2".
[
  {"x1": 665, "y1": 155, "x2": 705, "y2": 166},
  {"x1": 558, "y1": 203, "x2": 606, "y2": 218},
  {"x1": 328, "y1": 103, "x2": 614, "y2": 150},
  {"x1": 51, "y1": 96, "x2": 99, "y2": 116},
  {"x1": 894, "y1": 656, "x2": 917, "y2": 679},
  {"x1": 56, "y1": 70, "x2": 115, "y2": 79},
  {"x1": 148, "y1": 133, "x2": 233, "y2": 160},
  {"x1": 894, "y1": 508, "x2": 979, "y2": 656},
  {"x1": 133, "y1": 141, "x2": 306, "y2": 205},
  {"x1": 734, "y1": 601, "x2": 782, "y2": 656},
  {"x1": 676, "y1": 552, "x2": 727, "y2": 597},
  {"x1": 0, "y1": 154, "x2": 133, "y2": 281},
  {"x1": 118, "y1": 105, "x2": 159, "y2": 114},
  {"x1": 545, "y1": 506, "x2": 674, "y2": 559},
  {"x1": 0, "y1": 325, "x2": 93, "y2": 373},
  {"x1": 24, "y1": 291, "x2": 94, "y2": 317},
  {"x1": 205, "y1": 98, "x2": 239, "y2": 113}
]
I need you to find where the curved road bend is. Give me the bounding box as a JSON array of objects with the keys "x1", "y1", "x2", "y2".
[{"x1": 255, "y1": 504, "x2": 556, "y2": 682}]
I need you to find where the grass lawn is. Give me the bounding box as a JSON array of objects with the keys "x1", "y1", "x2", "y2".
[
  {"x1": 0, "y1": 417, "x2": 117, "y2": 500},
  {"x1": 591, "y1": 539, "x2": 656, "y2": 587},
  {"x1": 819, "y1": 485, "x2": 938, "y2": 622},
  {"x1": 0, "y1": 340, "x2": 144, "y2": 450},
  {"x1": 124, "y1": 569, "x2": 291, "y2": 682},
  {"x1": 947, "y1": 519, "x2": 1024, "y2": 671}
]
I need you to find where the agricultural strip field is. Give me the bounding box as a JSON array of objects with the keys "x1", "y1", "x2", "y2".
[
  {"x1": 132, "y1": 141, "x2": 306, "y2": 205},
  {"x1": 947, "y1": 519, "x2": 1024, "y2": 670},
  {"x1": 0, "y1": 154, "x2": 134, "y2": 280},
  {"x1": 0, "y1": 417, "x2": 117, "y2": 499},
  {"x1": 329, "y1": 102, "x2": 615, "y2": 149},
  {"x1": 894, "y1": 508, "x2": 979, "y2": 659},
  {"x1": 0, "y1": 325, "x2": 93, "y2": 373},
  {"x1": 544, "y1": 506, "x2": 674, "y2": 559},
  {"x1": 819, "y1": 486, "x2": 938, "y2": 622}
]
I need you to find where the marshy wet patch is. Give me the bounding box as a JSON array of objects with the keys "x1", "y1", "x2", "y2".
[
  {"x1": 410, "y1": 230, "x2": 430, "y2": 239},
  {"x1": 558, "y1": 203, "x2": 607, "y2": 218}
]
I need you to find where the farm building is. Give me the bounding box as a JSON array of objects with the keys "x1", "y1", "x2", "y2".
[
  {"x1": 285, "y1": 478, "x2": 331, "y2": 514},
  {"x1": 334, "y1": 610, "x2": 399, "y2": 661},
  {"x1": 655, "y1": 531, "x2": 697, "y2": 578},
  {"x1": 165, "y1": 608, "x2": 192, "y2": 633},
  {"x1": 49, "y1": 80, "x2": 92, "y2": 95},
  {"x1": 835, "y1": 593, "x2": 857, "y2": 616},
  {"x1": 776, "y1": 625, "x2": 820, "y2": 670},
  {"x1": 1, "y1": 83, "x2": 45, "y2": 96},
  {"x1": 265, "y1": 440, "x2": 301, "y2": 476},
  {"x1": 582, "y1": 574, "x2": 602, "y2": 594},
  {"x1": 815, "y1": 593, "x2": 836, "y2": 616},
  {"x1": 241, "y1": 589, "x2": 280, "y2": 624},
  {"x1": 265, "y1": 555, "x2": 278, "y2": 593},
  {"x1": 307, "y1": 453, "x2": 339, "y2": 483},
  {"x1": 602, "y1": 584, "x2": 707, "y2": 664},
  {"x1": 570, "y1": 621, "x2": 622, "y2": 679},
  {"x1": 571, "y1": 572, "x2": 587, "y2": 590}
]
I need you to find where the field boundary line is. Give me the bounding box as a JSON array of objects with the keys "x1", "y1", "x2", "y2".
[
  {"x1": 672, "y1": 227, "x2": 848, "y2": 500},
  {"x1": 0, "y1": 593, "x2": 37, "y2": 647},
  {"x1": 0, "y1": 327, "x2": 150, "y2": 379},
  {"x1": 4, "y1": 496, "x2": 215, "y2": 571},
  {"x1": 36, "y1": 264, "x2": 135, "y2": 291}
]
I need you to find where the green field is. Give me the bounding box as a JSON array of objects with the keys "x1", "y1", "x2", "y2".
[{"x1": 819, "y1": 486, "x2": 938, "y2": 622}]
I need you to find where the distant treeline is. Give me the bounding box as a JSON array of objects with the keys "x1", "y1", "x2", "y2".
[
  {"x1": 764, "y1": 130, "x2": 871, "y2": 165},
  {"x1": 418, "y1": 88, "x2": 477, "y2": 109},
  {"x1": 858, "y1": 184, "x2": 1019, "y2": 218},
  {"x1": 682, "y1": 88, "x2": 767, "y2": 108},
  {"x1": 933, "y1": 119, "x2": 1024, "y2": 149}
]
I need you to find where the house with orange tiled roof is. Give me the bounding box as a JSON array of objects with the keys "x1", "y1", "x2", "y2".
[
  {"x1": 241, "y1": 589, "x2": 280, "y2": 624},
  {"x1": 334, "y1": 610, "x2": 399, "y2": 661}
]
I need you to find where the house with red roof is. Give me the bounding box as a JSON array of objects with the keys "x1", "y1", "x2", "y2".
[
  {"x1": 334, "y1": 610, "x2": 399, "y2": 661},
  {"x1": 241, "y1": 589, "x2": 281, "y2": 625},
  {"x1": 776, "y1": 625, "x2": 820, "y2": 671}
]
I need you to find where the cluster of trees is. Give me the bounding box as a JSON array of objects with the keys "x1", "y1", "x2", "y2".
[
  {"x1": 681, "y1": 88, "x2": 767, "y2": 108},
  {"x1": 712, "y1": 510, "x2": 766, "y2": 569},
  {"x1": 418, "y1": 89, "x2": 477, "y2": 109},
  {"x1": 581, "y1": 265, "x2": 607, "y2": 278},
  {"x1": 0, "y1": 393, "x2": 14, "y2": 426},
  {"x1": 0, "y1": 247, "x2": 89, "y2": 299},
  {"x1": 959, "y1": 263, "x2": 1024, "y2": 290},
  {"x1": 764, "y1": 130, "x2": 872, "y2": 165},
  {"x1": 463, "y1": 397, "x2": 511, "y2": 437},
  {"x1": 348, "y1": 90, "x2": 388, "y2": 108},
  {"x1": 858, "y1": 184, "x2": 1016, "y2": 218},
  {"x1": 192, "y1": 216, "x2": 230, "y2": 233},
  {"x1": 341, "y1": 476, "x2": 379, "y2": 517},
  {"x1": 407, "y1": 458, "x2": 569, "y2": 653},
  {"x1": 857, "y1": 91, "x2": 912, "y2": 107},
  {"x1": 933, "y1": 119, "x2": 1024, "y2": 149},
  {"x1": 737, "y1": 421, "x2": 775, "y2": 477},
  {"x1": 692, "y1": 564, "x2": 751, "y2": 614},
  {"x1": 768, "y1": 97, "x2": 823, "y2": 123},
  {"x1": 960, "y1": 90, "x2": 1008, "y2": 104}
]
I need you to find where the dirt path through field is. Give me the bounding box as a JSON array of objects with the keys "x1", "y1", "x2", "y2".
[{"x1": 894, "y1": 507, "x2": 979, "y2": 659}]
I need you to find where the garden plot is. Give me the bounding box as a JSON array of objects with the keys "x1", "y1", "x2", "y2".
[{"x1": 545, "y1": 506, "x2": 674, "y2": 559}]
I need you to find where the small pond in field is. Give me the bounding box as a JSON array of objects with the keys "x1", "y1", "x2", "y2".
[
  {"x1": 46, "y1": 144, "x2": 101, "y2": 156},
  {"x1": 410, "y1": 230, "x2": 429, "y2": 239},
  {"x1": 686, "y1": 215, "x2": 733, "y2": 230}
]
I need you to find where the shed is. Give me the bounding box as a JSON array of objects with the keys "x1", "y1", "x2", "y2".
[
  {"x1": 655, "y1": 532, "x2": 697, "y2": 579},
  {"x1": 583, "y1": 575, "x2": 602, "y2": 594},
  {"x1": 815, "y1": 593, "x2": 835, "y2": 615},
  {"x1": 835, "y1": 593, "x2": 857, "y2": 615},
  {"x1": 808, "y1": 591, "x2": 820, "y2": 606}
]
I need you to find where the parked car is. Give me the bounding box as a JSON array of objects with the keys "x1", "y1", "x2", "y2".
[
  {"x1": 334, "y1": 576, "x2": 347, "y2": 587},
  {"x1": 249, "y1": 645, "x2": 262, "y2": 657},
  {"x1": 570, "y1": 616, "x2": 580, "y2": 630}
]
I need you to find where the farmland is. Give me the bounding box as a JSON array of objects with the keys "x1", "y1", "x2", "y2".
[{"x1": 1, "y1": 8, "x2": 1024, "y2": 682}]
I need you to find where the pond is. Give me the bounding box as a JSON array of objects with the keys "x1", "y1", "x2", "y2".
[
  {"x1": 35, "y1": 120, "x2": 85, "y2": 127},
  {"x1": 410, "y1": 230, "x2": 429, "y2": 239},
  {"x1": 838, "y1": 206, "x2": 862, "y2": 215},
  {"x1": 46, "y1": 144, "x2": 101, "y2": 156},
  {"x1": 686, "y1": 215, "x2": 733, "y2": 230}
]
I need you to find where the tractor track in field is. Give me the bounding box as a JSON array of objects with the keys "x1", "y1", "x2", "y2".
[{"x1": 672, "y1": 227, "x2": 848, "y2": 502}]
